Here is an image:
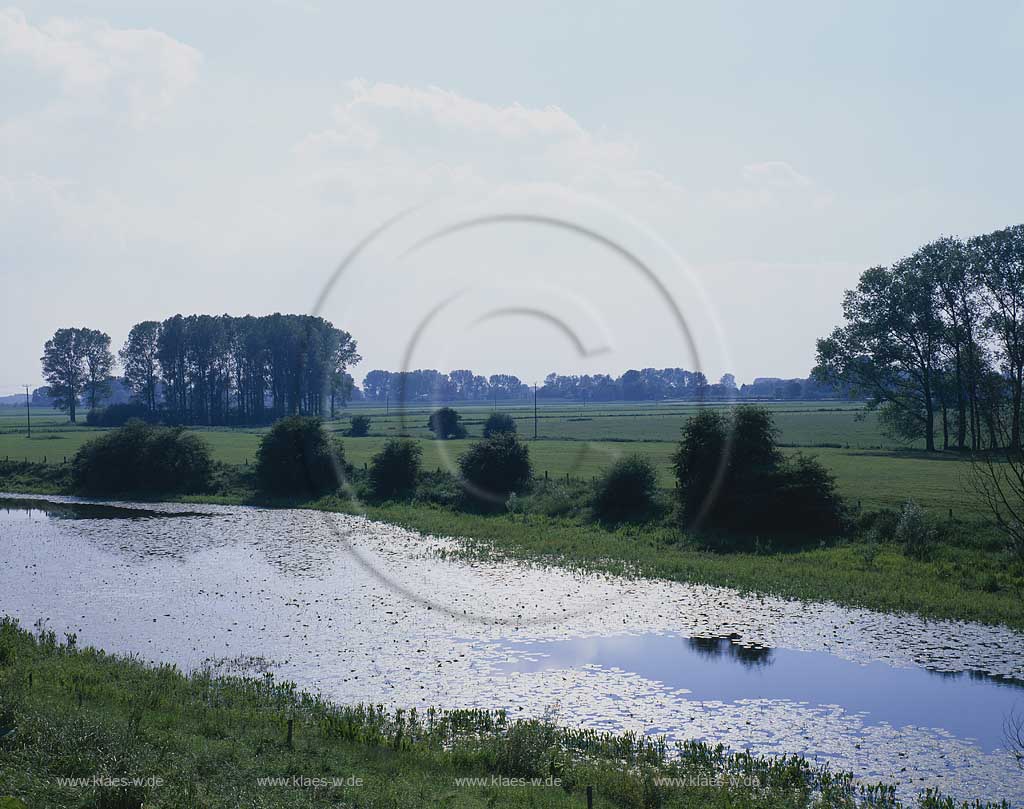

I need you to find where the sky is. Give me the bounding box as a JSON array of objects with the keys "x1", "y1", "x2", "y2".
[{"x1": 2, "y1": 0, "x2": 1023, "y2": 394}]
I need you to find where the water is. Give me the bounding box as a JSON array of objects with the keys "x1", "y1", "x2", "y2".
[
  {"x1": 1, "y1": 494, "x2": 1023, "y2": 805},
  {"x1": 496, "y1": 633, "x2": 1023, "y2": 751}
]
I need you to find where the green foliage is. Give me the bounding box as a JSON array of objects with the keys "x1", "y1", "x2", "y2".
[
  {"x1": 255, "y1": 416, "x2": 347, "y2": 497},
  {"x1": 673, "y1": 407, "x2": 847, "y2": 543},
  {"x1": 482, "y1": 412, "x2": 517, "y2": 438},
  {"x1": 895, "y1": 500, "x2": 938, "y2": 560},
  {"x1": 413, "y1": 469, "x2": 462, "y2": 508},
  {"x1": 71, "y1": 420, "x2": 214, "y2": 495},
  {"x1": 458, "y1": 433, "x2": 532, "y2": 502},
  {"x1": 347, "y1": 414, "x2": 372, "y2": 437},
  {"x1": 84, "y1": 403, "x2": 156, "y2": 427},
  {"x1": 369, "y1": 438, "x2": 422, "y2": 499},
  {"x1": 592, "y1": 455, "x2": 659, "y2": 522},
  {"x1": 426, "y1": 407, "x2": 467, "y2": 440}
]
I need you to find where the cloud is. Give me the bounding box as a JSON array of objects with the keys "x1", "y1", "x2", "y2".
[
  {"x1": 0, "y1": 6, "x2": 201, "y2": 127},
  {"x1": 292, "y1": 80, "x2": 679, "y2": 210}
]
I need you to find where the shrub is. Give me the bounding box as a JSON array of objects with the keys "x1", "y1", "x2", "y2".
[
  {"x1": 427, "y1": 407, "x2": 467, "y2": 440},
  {"x1": 346, "y1": 414, "x2": 371, "y2": 437},
  {"x1": 369, "y1": 438, "x2": 422, "y2": 499},
  {"x1": 458, "y1": 433, "x2": 531, "y2": 503},
  {"x1": 85, "y1": 402, "x2": 158, "y2": 427},
  {"x1": 592, "y1": 454, "x2": 659, "y2": 522},
  {"x1": 71, "y1": 420, "x2": 214, "y2": 495},
  {"x1": 255, "y1": 416, "x2": 347, "y2": 497},
  {"x1": 672, "y1": 406, "x2": 846, "y2": 542},
  {"x1": 413, "y1": 469, "x2": 462, "y2": 508},
  {"x1": 895, "y1": 499, "x2": 936, "y2": 560},
  {"x1": 482, "y1": 412, "x2": 517, "y2": 438}
]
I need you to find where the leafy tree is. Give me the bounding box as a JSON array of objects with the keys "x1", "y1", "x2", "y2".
[
  {"x1": 482, "y1": 412, "x2": 517, "y2": 438},
  {"x1": 369, "y1": 438, "x2": 422, "y2": 499},
  {"x1": 72, "y1": 420, "x2": 213, "y2": 494},
  {"x1": 973, "y1": 225, "x2": 1024, "y2": 450},
  {"x1": 119, "y1": 321, "x2": 161, "y2": 413},
  {"x1": 673, "y1": 407, "x2": 846, "y2": 542},
  {"x1": 40, "y1": 328, "x2": 90, "y2": 422},
  {"x1": 458, "y1": 433, "x2": 531, "y2": 502},
  {"x1": 815, "y1": 255, "x2": 945, "y2": 451},
  {"x1": 427, "y1": 407, "x2": 467, "y2": 439},
  {"x1": 80, "y1": 329, "x2": 114, "y2": 412},
  {"x1": 255, "y1": 416, "x2": 347, "y2": 497},
  {"x1": 592, "y1": 455, "x2": 659, "y2": 522}
]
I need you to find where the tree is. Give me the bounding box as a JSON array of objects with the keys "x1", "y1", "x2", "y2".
[
  {"x1": 974, "y1": 226, "x2": 1024, "y2": 451},
  {"x1": 40, "y1": 328, "x2": 89, "y2": 422},
  {"x1": 672, "y1": 406, "x2": 845, "y2": 542},
  {"x1": 919, "y1": 237, "x2": 985, "y2": 450},
  {"x1": 814, "y1": 256, "x2": 945, "y2": 451},
  {"x1": 120, "y1": 321, "x2": 161, "y2": 413},
  {"x1": 427, "y1": 407, "x2": 467, "y2": 439},
  {"x1": 458, "y1": 433, "x2": 531, "y2": 502},
  {"x1": 592, "y1": 455, "x2": 658, "y2": 522},
  {"x1": 369, "y1": 438, "x2": 422, "y2": 498},
  {"x1": 80, "y1": 329, "x2": 114, "y2": 412},
  {"x1": 255, "y1": 416, "x2": 348, "y2": 497},
  {"x1": 482, "y1": 412, "x2": 517, "y2": 438},
  {"x1": 71, "y1": 420, "x2": 213, "y2": 495}
]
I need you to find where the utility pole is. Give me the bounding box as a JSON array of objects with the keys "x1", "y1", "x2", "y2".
[
  {"x1": 385, "y1": 392, "x2": 389, "y2": 417},
  {"x1": 24, "y1": 385, "x2": 31, "y2": 438},
  {"x1": 533, "y1": 382, "x2": 538, "y2": 440}
]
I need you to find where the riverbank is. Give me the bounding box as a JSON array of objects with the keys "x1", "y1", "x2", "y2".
[
  {"x1": 0, "y1": 617, "x2": 1010, "y2": 809},
  {"x1": 3, "y1": 457, "x2": 1023, "y2": 631}
]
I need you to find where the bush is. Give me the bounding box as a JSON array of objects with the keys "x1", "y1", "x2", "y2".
[
  {"x1": 255, "y1": 416, "x2": 347, "y2": 497},
  {"x1": 71, "y1": 420, "x2": 214, "y2": 495},
  {"x1": 369, "y1": 438, "x2": 422, "y2": 499},
  {"x1": 482, "y1": 412, "x2": 517, "y2": 438},
  {"x1": 672, "y1": 406, "x2": 846, "y2": 543},
  {"x1": 458, "y1": 433, "x2": 531, "y2": 503},
  {"x1": 592, "y1": 454, "x2": 659, "y2": 522},
  {"x1": 414, "y1": 469, "x2": 462, "y2": 508},
  {"x1": 85, "y1": 402, "x2": 159, "y2": 427},
  {"x1": 346, "y1": 414, "x2": 371, "y2": 437},
  {"x1": 895, "y1": 499, "x2": 937, "y2": 560},
  {"x1": 427, "y1": 407, "x2": 467, "y2": 440}
]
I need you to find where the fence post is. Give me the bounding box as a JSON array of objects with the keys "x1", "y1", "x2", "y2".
[{"x1": 587, "y1": 785, "x2": 593, "y2": 809}]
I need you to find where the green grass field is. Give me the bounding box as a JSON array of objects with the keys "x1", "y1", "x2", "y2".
[{"x1": 0, "y1": 402, "x2": 982, "y2": 518}]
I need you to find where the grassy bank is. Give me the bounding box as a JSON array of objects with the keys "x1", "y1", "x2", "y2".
[{"x1": 0, "y1": 618, "x2": 1005, "y2": 809}]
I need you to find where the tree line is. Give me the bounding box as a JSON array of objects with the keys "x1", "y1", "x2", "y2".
[
  {"x1": 815, "y1": 223, "x2": 1024, "y2": 451},
  {"x1": 359, "y1": 367, "x2": 848, "y2": 404},
  {"x1": 41, "y1": 314, "x2": 359, "y2": 425}
]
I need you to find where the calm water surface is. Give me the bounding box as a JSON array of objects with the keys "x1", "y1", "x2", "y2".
[{"x1": 2, "y1": 494, "x2": 1023, "y2": 805}]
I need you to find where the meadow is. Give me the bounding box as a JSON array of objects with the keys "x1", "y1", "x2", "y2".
[{"x1": 0, "y1": 401, "x2": 981, "y2": 516}]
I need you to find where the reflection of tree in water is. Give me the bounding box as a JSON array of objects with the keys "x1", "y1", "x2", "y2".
[{"x1": 687, "y1": 635, "x2": 774, "y2": 668}]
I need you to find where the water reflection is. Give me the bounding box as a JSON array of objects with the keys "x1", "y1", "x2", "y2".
[
  {"x1": 687, "y1": 634, "x2": 774, "y2": 668},
  {"x1": 0, "y1": 496, "x2": 208, "y2": 520},
  {"x1": 495, "y1": 632, "x2": 1024, "y2": 750}
]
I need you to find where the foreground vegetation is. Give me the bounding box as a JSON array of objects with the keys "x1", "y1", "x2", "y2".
[{"x1": 0, "y1": 619, "x2": 1009, "y2": 809}]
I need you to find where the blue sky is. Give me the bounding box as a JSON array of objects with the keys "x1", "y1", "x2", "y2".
[{"x1": 2, "y1": 1, "x2": 1023, "y2": 392}]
